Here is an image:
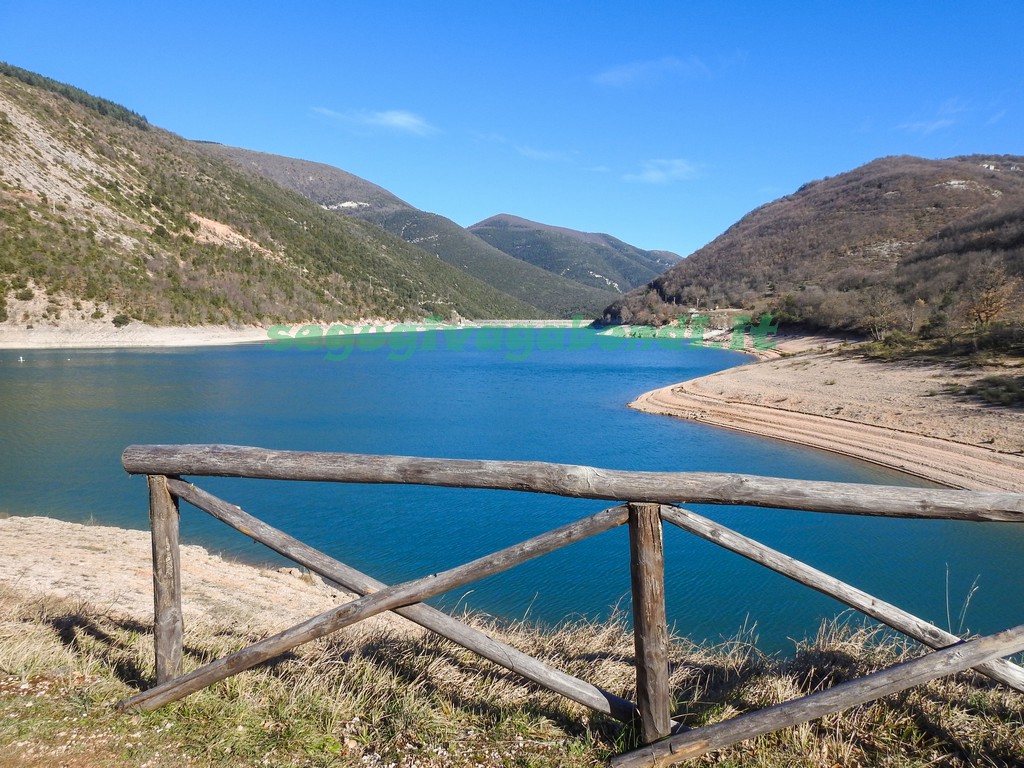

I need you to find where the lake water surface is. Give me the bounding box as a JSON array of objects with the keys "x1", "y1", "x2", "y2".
[{"x1": 2, "y1": 328, "x2": 1021, "y2": 653}]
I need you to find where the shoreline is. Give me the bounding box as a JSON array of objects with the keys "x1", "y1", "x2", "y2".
[
  {"x1": 0, "y1": 318, "x2": 824, "y2": 353},
  {"x1": 0, "y1": 322, "x2": 271, "y2": 350},
  {"x1": 0, "y1": 318, "x2": 592, "y2": 350},
  {"x1": 8, "y1": 321, "x2": 1023, "y2": 492},
  {"x1": 630, "y1": 348, "x2": 1024, "y2": 493},
  {"x1": 0, "y1": 515, "x2": 410, "y2": 635}
]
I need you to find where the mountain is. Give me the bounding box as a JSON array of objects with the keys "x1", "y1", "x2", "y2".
[
  {"x1": 197, "y1": 145, "x2": 620, "y2": 318},
  {"x1": 467, "y1": 214, "x2": 678, "y2": 294},
  {"x1": 603, "y1": 154, "x2": 1024, "y2": 340},
  {"x1": 0, "y1": 62, "x2": 540, "y2": 328}
]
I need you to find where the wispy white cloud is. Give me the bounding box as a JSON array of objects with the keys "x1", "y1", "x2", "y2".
[
  {"x1": 475, "y1": 132, "x2": 576, "y2": 162},
  {"x1": 515, "y1": 144, "x2": 576, "y2": 162},
  {"x1": 897, "y1": 98, "x2": 968, "y2": 135},
  {"x1": 987, "y1": 108, "x2": 1008, "y2": 126},
  {"x1": 472, "y1": 130, "x2": 509, "y2": 144},
  {"x1": 624, "y1": 158, "x2": 698, "y2": 184},
  {"x1": 938, "y1": 97, "x2": 970, "y2": 116},
  {"x1": 897, "y1": 118, "x2": 955, "y2": 135},
  {"x1": 593, "y1": 56, "x2": 711, "y2": 88},
  {"x1": 313, "y1": 107, "x2": 439, "y2": 136}
]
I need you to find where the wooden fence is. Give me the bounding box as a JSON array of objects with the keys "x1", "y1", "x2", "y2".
[{"x1": 119, "y1": 444, "x2": 1024, "y2": 767}]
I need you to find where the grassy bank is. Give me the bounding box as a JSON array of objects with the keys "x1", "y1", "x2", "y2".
[{"x1": 1, "y1": 584, "x2": 1022, "y2": 767}]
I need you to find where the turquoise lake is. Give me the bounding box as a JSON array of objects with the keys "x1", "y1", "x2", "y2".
[{"x1": 2, "y1": 328, "x2": 1022, "y2": 654}]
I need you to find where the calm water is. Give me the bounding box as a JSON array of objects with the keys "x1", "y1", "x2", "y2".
[{"x1": 2, "y1": 329, "x2": 1021, "y2": 653}]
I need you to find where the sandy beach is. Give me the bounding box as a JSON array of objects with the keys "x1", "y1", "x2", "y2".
[
  {"x1": 630, "y1": 348, "x2": 1024, "y2": 492},
  {"x1": 0, "y1": 318, "x2": 576, "y2": 350},
  {"x1": 0, "y1": 516, "x2": 402, "y2": 635},
  {"x1": 0, "y1": 286, "x2": 279, "y2": 349},
  {"x1": 0, "y1": 321, "x2": 270, "y2": 350}
]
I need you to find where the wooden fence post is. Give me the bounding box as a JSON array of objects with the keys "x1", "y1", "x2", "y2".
[
  {"x1": 628, "y1": 502, "x2": 672, "y2": 744},
  {"x1": 148, "y1": 474, "x2": 183, "y2": 683}
]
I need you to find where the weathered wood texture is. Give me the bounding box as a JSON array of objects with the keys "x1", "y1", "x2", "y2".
[
  {"x1": 147, "y1": 479, "x2": 636, "y2": 722},
  {"x1": 122, "y1": 444, "x2": 1024, "y2": 521},
  {"x1": 122, "y1": 446, "x2": 1024, "y2": 761},
  {"x1": 121, "y1": 503, "x2": 628, "y2": 711},
  {"x1": 612, "y1": 624, "x2": 1024, "y2": 768},
  {"x1": 628, "y1": 503, "x2": 672, "y2": 744},
  {"x1": 147, "y1": 475, "x2": 182, "y2": 683},
  {"x1": 659, "y1": 505, "x2": 1024, "y2": 693}
]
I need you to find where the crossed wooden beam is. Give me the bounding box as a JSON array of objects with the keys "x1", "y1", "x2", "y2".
[
  {"x1": 118, "y1": 446, "x2": 1024, "y2": 767},
  {"x1": 122, "y1": 477, "x2": 636, "y2": 720}
]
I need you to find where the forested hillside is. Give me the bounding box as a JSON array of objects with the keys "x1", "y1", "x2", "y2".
[
  {"x1": 604, "y1": 155, "x2": 1024, "y2": 350},
  {"x1": 468, "y1": 213, "x2": 678, "y2": 293},
  {"x1": 0, "y1": 63, "x2": 539, "y2": 328},
  {"x1": 198, "y1": 144, "x2": 617, "y2": 318}
]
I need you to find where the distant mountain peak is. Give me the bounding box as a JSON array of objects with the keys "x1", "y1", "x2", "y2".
[
  {"x1": 203, "y1": 146, "x2": 626, "y2": 317},
  {"x1": 468, "y1": 214, "x2": 679, "y2": 294}
]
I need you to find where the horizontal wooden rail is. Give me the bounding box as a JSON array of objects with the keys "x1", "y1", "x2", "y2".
[
  {"x1": 156, "y1": 478, "x2": 637, "y2": 722},
  {"x1": 612, "y1": 623, "x2": 1024, "y2": 768},
  {"x1": 122, "y1": 444, "x2": 1024, "y2": 521},
  {"x1": 121, "y1": 503, "x2": 628, "y2": 711},
  {"x1": 122, "y1": 445, "x2": 1024, "y2": 766}
]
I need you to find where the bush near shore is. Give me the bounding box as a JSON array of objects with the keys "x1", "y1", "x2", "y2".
[{"x1": 1, "y1": 585, "x2": 1022, "y2": 768}]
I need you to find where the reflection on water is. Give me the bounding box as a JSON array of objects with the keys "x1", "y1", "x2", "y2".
[{"x1": 1, "y1": 331, "x2": 1021, "y2": 653}]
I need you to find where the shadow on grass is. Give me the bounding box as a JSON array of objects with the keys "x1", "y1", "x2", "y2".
[{"x1": 44, "y1": 611, "x2": 302, "y2": 694}]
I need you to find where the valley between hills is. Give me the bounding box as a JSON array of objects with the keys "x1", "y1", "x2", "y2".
[
  {"x1": 2, "y1": 62, "x2": 1023, "y2": 492},
  {"x1": 2, "y1": 60, "x2": 1024, "y2": 768}
]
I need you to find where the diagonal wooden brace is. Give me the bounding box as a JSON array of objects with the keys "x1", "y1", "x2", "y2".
[
  {"x1": 612, "y1": 623, "x2": 1024, "y2": 767},
  {"x1": 143, "y1": 479, "x2": 637, "y2": 721},
  {"x1": 120, "y1": 501, "x2": 628, "y2": 712},
  {"x1": 659, "y1": 504, "x2": 1024, "y2": 693}
]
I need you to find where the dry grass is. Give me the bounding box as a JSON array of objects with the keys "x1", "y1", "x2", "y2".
[{"x1": 1, "y1": 585, "x2": 1022, "y2": 767}]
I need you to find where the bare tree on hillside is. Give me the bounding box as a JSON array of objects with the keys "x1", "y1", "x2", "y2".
[{"x1": 963, "y1": 260, "x2": 1019, "y2": 330}]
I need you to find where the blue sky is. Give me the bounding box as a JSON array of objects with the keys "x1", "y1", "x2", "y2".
[{"x1": 3, "y1": 1, "x2": 1022, "y2": 256}]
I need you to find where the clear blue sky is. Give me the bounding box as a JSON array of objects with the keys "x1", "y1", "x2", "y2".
[{"x1": 3, "y1": 1, "x2": 1022, "y2": 256}]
